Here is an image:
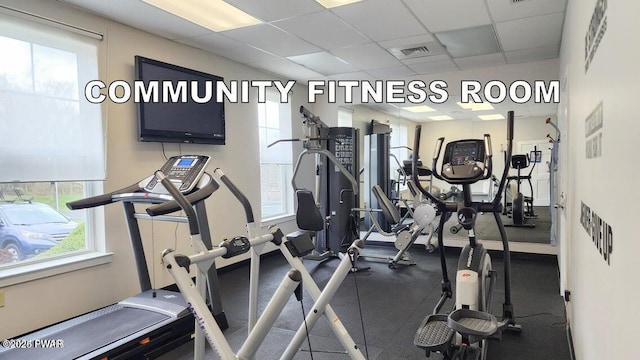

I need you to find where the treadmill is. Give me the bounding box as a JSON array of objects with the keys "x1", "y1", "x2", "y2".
[{"x1": 0, "y1": 155, "x2": 227, "y2": 360}]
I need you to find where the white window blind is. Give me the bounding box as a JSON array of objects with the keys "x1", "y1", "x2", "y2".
[
  {"x1": 0, "y1": 13, "x2": 105, "y2": 182},
  {"x1": 258, "y1": 90, "x2": 293, "y2": 220}
]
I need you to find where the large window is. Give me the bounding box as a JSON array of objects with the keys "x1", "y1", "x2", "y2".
[
  {"x1": 258, "y1": 91, "x2": 293, "y2": 220},
  {"x1": 0, "y1": 12, "x2": 105, "y2": 275}
]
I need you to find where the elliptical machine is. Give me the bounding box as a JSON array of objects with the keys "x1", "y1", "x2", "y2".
[
  {"x1": 413, "y1": 111, "x2": 521, "y2": 359},
  {"x1": 504, "y1": 147, "x2": 540, "y2": 228}
]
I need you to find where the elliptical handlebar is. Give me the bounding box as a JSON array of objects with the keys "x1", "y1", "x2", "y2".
[
  {"x1": 492, "y1": 110, "x2": 515, "y2": 207},
  {"x1": 412, "y1": 126, "x2": 445, "y2": 208},
  {"x1": 483, "y1": 134, "x2": 493, "y2": 180},
  {"x1": 213, "y1": 168, "x2": 256, "y2": 224},
  {"x1": 149, "y1": 171, "x2": 200, "y2": 236}
]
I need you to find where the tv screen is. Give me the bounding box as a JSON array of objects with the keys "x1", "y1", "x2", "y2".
[{"x1": 135, "y1": 56, "x2": 225, "y2": 145}]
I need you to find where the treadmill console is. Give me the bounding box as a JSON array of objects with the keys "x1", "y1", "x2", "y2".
[
  {"x1": 441, "y1": 140, "x2": 486, "y2": 183},
  {"x1": 145, "y1": 155, "x2": 211, "y2": 194}
]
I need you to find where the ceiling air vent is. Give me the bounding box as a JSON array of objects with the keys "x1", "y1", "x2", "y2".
[
  {"x1": 388, "y1": 41, "x2": 445, "y2": 60},
  {"x1": 511, "y1": 0, "x2": 531, "y2": 3},
  {"x1": 401, "y1": 46, "x2": 430, "y2": 57}
]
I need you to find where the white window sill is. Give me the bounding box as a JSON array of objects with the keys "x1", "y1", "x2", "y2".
[
  {"x1": 0, "y1": 252, "x2": 113, "y2": 287},
  {"x1": 261, "y1": 214, "x2": 295, "y2": 227}
]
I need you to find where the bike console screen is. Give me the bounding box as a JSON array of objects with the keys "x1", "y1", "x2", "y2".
[
  {"x1": 450, "y1": 142, "x2": 481, "y2": 165},
  {"x1": 441, "y1": 140, "x2": 486, "y2": 183}
]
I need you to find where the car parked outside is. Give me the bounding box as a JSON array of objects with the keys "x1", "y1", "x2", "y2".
[{"x1": 0, "y1": 201, "x2": 78, "y2": 263}]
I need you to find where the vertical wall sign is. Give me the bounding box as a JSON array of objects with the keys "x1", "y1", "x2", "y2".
[
  {"x1": 585, "y1": 0, "x2": 608, "y2": 73},
  {"x1": 585, "y1": 102, "x2": 603, "y2": 159}
]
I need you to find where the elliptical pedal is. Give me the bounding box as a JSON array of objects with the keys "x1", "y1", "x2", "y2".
[
  {"x1": 414, "y1": 314, "x2": 454, "y2": 353},
  {"x1": 448, "y1": 309, "x2": 498, "y2": 340}
]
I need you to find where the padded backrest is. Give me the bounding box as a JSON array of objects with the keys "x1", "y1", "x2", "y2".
[
  {"x1": 295, "y1": 190, "x2": 324, "y2": 231},
  {"x1": 372, "y1": 185, "x2": 401, "y2": 224}
]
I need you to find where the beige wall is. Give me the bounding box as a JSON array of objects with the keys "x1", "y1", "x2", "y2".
[{"x1": 0, "y1": 0, "x2": 312, "y2": 339}]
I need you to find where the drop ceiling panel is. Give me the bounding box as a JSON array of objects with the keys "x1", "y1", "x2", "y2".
[
  {"x1": 367, "y1": 65, "x2": 416, "y2": 78},
  {"x1": 223, "y1": 23, "x2": 320, "y2": 57},
  {"x1": 274, "y1": 11, "x2": 369, "y2": 50},
  {"x1": 486, "y1": 0, "x2": 568, "y2": 22},
  {"x1": 407, "y1": 59, "x2": 458, "y2": 74},
  {"x1": 454, "y1": 53, "x2": 506, "y2": 69},
  {"x1": 403, "y1": 0, "x2": 492, "y2": 33},
  {"x1": 331, "y1": 0, "x2": 427, "y2": 41},
  {"x1": 223, "y1": 0, "x2": 324, "y2": 22},
  {"x1": 176, "y1": 33, "x2": 277, "y2": 64},
  {"x1": 402, "y1": 54, "x2": 451, "y2": 65},
  {"x1": 59, "y1": 0, "x2": 211, "y2": 39},
  {"x1": 247, "y1": 58, "x2": 323, "y2": 82},
  {"x1": 505, "y1": 44, "x2": 560, "y2": 64},
  {"x1": 331, "y1": 43, "x2": 402, "y2": 70},
  {"x1": 329, "y1": 71, "x2": 377, "y2": 83},
  {"x1": 496, "y1": 12, "x2": 564, "y2": 52},
  {"x1": 287, "y1": 51, "x2": 358, "y2": 75}
]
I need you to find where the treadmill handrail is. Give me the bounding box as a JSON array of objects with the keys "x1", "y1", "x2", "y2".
[{"x1": 66, "y1": 183, "x2": 142, "y2": 210}]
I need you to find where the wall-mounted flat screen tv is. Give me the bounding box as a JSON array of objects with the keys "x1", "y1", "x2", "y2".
[{"x1": 135, "y1": 56, "x2": 225, "y2": 145}]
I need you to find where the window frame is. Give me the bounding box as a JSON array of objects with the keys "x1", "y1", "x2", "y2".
[{"x1": 0, "y1": 12, "x2": 109, "y2": 286}]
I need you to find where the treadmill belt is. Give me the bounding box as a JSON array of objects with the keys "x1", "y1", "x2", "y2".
[{"x1": 1, "y1": 306, "x2": 168, "y2": 360}]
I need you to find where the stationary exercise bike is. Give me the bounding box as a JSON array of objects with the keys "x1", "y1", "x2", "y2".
[
  {"x1": 413, "y1": 111, "x2": 521, "y2": 359},
  {"x1": 503, "y1": 148, "x2": 540, "y2": 228}
]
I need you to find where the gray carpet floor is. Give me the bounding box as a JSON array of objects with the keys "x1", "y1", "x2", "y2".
[
  {"x1": 159, "y1": 230, "x2": 570, "y2": 359},
  {"x1": 445, "y1": 206, "x2": 552, "y2": 244}
]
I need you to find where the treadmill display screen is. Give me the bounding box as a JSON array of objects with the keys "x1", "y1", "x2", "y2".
[
  {"x1": 177, "y1": 158, "x2": 196, "y2": 167},
  {"x1": 451, "y1": 142, "x2": 479, "y2": 165}
]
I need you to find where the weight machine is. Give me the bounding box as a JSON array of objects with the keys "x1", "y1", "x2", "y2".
[{"x1": 269, "y1": 106, "x2": 359, "y2": 259}]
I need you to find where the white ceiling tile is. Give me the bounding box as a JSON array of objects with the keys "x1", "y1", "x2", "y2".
[
  {"x1": 367, "y1": 65, "x2": 416, "y2": 78},
  {"x1": 331, "y1": 0, "x2": 427, "y2": 41},
  {"x1": 247, "y1": 58, "x2": 323, "y2": 82},
  {"x1": 222, "y1": 23, "x2": 320, "y2": 57},
  {"x1": 505, "y1": 44, "x2": 560, "y2": 64},
  {"x1": 61, "y1": 0, "x2": 211, "y2": 39},
  {"x1": 486, "y1": 0, "x2": 568, "y2": 22},
  {"x1": 402, "y1": 54, "x2": 451, "y2": 65},
  {"x1": 274, "y1": 11, "x2": 369, "y2": 50},
  {"x1": 496, "y1": 13, "x2": 564, "y2": 52},
  {"x1": 329, "y1": 71, "x2": 377, "y2": 82},
  {"x1": 177, "y1": 33, "x2": 278, "y2": 63},
  {"x1": 403, "y1": 0, "x2": 492, "y2": 33},
  {"x1": 223, "y1": 0, "x2": 324, "y2": 22},
  {"x1": 287, "y1": 52, "x2": 358, "y2": 75},
  {"x1": 331, "y1": 43, "x2": 402, "y2": 70},
  {"x1": 454, "y1": 53, "x2": 506, "y2": 69},
  {"x1": 407, "y1": 59, "x2": 458, "y2": 74}
]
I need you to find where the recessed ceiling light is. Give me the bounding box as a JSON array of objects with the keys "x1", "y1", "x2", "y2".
[
  {"x1": 456, "y1": 102, "x2": 494, "y2": 111},
  {"x1": 478, "y1": 114, "x2": 505, "y2": 120},
  {"x1": 316, "y1": 0, "x2": 363, "y2": 8},
  {"x1": 403, "y1": 105, "x2": 436, "y2": 113},
  {"x1": 142, "y1": 0, "x2": 261, "y2": 32},
  {"x1": 428, "y1": 115, "x2": 454, "y2": 121}
]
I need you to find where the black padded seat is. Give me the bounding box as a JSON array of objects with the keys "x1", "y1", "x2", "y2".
[{"x1": 295, "y1": 190, "x2": 324, "y2": 232}]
